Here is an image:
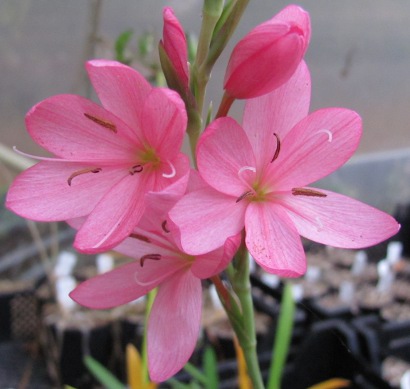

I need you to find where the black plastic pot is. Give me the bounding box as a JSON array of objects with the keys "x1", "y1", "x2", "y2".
[
  {"x1": 281, "y1": 319, "x2": 393, "y2": 389},
  {"x1": 353, "y1": 314, "x2": 410, "y2": 373},
  {"x1": 0, "y1": 285, "x2": 39, "y2": 342},
  {"x1": 41, "y1": 311, "x2": 114, "y2": 389}
]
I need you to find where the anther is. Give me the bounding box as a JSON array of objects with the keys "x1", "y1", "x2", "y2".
[
  {"x1": 140, "y1": 254, "x2": 162, "y2": 267},
  {"x1": 129, "y1": 233, "x2": 151, "y2": 243},
  {"x1": 67, "y1": 167, "x2": 102, "y2": 186},
  {"x1": 161, "y1": 220, "x2": 170, "y2": 233},
  {"x1": 129, "y1": 164, "x2": 143, "y2": 175},
  {"x1": 84, "y1": 113, "x2": 117, "y2": 133},
  {"x1": 236, "y1": 190, "x2": 253, "y2": 203},
  {"x1": 291, "y1": 188, "x2": 327, "y2": 198},
  {"x1": 271, "y1": 133, "x2": 281, "y2": 162}
]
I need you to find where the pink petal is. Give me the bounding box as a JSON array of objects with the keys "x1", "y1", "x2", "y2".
[
  {"x1": 141, "y1": 88, "x2": 187, "y2": 159},
  {"x1": 169, "y1": 187, "x2": 246, "y2": 255},
  {"x1": 143, "y1": 164, "x2": 190, "y2": 222},
  {"x1": 282, "y1": 189, "x2": 401, "y2": 248},
  {"x1": 149, "y1": 152, "x2": 190, "y2": 193},
  {"x1": 242, "y1": 61, "x2": 311, "y2": 169},
  {"x1": 148, "y1": 271, "x2": 202, "y2": 382},
  {"x1": 26, "y1": 94, "x2": 139, "y2": 161},
  {"x1": 6, "y1": 161, "x2": 123, "y2": 221},
  {"x1": 69, "y1": 261, "x2": 151, "y2": 309},
  {"x1": 273, "y1": 5, "x2": 311, "y2": 48},
  {"x1": 191, "y1": 234, "x2": 241, "y2": 279},
  {"x1": 135, "y1": 256, "x2": 187, "y2": 287},
  {"x1": 86, "y1": 59, "x2": 151, "y2": 134},
  {"x1": 223, "y1": 5, "x2": 310, "y2": 99},
  {"x1": 197, "y1": 117, "x2": 256, "y2": 196},
  {"x1": 245, "y1": 202, "x2": 306, "y2": 277},
  {"x1": 74, "y1": 172, "x2": 153, "y2": 253},
  {"x1": 268, "y1": 108, "x2": 362, "y2": 190},
  {"x1": 162, "y1": 7, "x2": 189, "y2": 88}
]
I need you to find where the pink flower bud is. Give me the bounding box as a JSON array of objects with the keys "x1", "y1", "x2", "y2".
[
  {"x1": 223, "y1": 5, "x2": 311, "y2": 99},
  {"x1": 161, "y1": 7, "x2": 189, "y2": 90}
]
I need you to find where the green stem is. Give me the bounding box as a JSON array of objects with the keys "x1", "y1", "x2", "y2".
[
  {"x1": 232, "y1": 238, "x2": 265, "y2": 389},
  {"x1": 186, "y1": 107, "x2": 203, "y2": 166},
  {"x1": 142, "y1": 289, "x2": 157, "y2": 384},
  {"x1": 206, "y1": 0, "x2": 250, "y2": 72}
]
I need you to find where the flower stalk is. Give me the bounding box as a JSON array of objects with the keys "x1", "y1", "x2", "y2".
[{"x1": 230, "y1": 234, "x2": 265, "y2": 389}]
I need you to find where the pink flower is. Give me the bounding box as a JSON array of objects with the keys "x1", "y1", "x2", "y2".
[
  {"x1": 70, "y1": 176, "x2": 240, "y2": 382},
  {"x1": 6, "y1": 60, "x2": 189, "y2": 253},
  {"x1": 160, "y1": 7, "x2": 189, "y2": 93},
  {"x1": 169, "y1": 61, "x2": 400, "y2": 277},
  {"x1": 223, "y1": 4, "x2": 310, "y2": 99}
]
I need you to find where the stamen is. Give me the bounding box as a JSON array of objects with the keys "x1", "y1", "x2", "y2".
[
  {"x1": 236, "y1": 190, "x2": 253, "y2": 203},
  {"x1": 316, "y1": 129, "x2": 333, "y2": 142},
  {"x1": 129, "y1": 164, "x2": 143, "y2": 175},
  {"x1": 161, "y1": 220, "x2": 170, "y2": 233},
  {"x1": 140, "y1": 253, "x2": 162, "y2": 267},
  {"x1": 162, "y1": 161, "x2": 176, "y2": 178},
  {"x1": 84, "y1": 113, "x2": 117, "y2": 133},
  {"x1": 67, "y1": 167, "x2": 102, "y2": 186},
  {"x1": 292, "y1": 188, "x2": 327, "y2": 198},
  {"x1": 238, "y1": 166, "x2": 256, "y2": 175},
  {"x1": 13, "y1": 146, "x2": 65, "y2": 163},
  {"x1": 129, "y1": 233, "x2": 151, "y2": 243},
  {"x1": 271, "y1": 133, "x2": 281, "y2": 162}
]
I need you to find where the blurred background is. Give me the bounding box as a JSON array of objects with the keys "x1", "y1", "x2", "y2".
[{"x1": 0, "y1": 0, "x2": 409, "y2": 161}]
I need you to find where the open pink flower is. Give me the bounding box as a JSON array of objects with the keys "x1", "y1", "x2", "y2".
[
  {"x1": 161, "y1": 7, "x2": 189, "y2": 91},
  {"x1": 70, "y1": 176, "x2": 240, "y2": 382},
  {"x1": 169, "y1": 61, "x2": 400, "y2": 277},
  {"x1": 223, "y1": 4, "x2": 311, "y2": 99},
  {"x1": 6, "y1": 60, "x2": 189, "y2": 253}
]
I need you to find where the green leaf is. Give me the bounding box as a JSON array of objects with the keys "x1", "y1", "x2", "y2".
[
  {"x1": 267, "y1": 283, "x2": 296, "y2": 389},
  {"x1": 203, "y1": 346, "x2": 219, "y2": 389},
  {"x1": 115, "y1": 29, "x2": 134, "y2": 64},
  {"x1": 183, "y1": 362, "x2": 208, "y2": 385},
  {"x1": 138, "y1": 32, "x2": 154, "y2": 58},
  {"x1": 167, "y1": 378, "x2": 193, "y2": 389},
  {"x1": 83, "y1": 355, "x2": 126, "y2": 389}
]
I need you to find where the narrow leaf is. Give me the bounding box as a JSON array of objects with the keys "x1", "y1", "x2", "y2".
[
  {"x1": 83, "y1": 355, "x2": 125, "y2": 389},
  {"x1": 183, "y1": 362, "x2": 208, "y2": 384},
  {"x1": 267, "y1": 282, "x2": 296, "y2": 389},
  {"x1": 203, "y1": 346, "x2": 219, "y2": 389}
]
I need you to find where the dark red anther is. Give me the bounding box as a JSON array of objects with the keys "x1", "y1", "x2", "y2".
[
  {"x1": 271, "y1": 133, "x2": 281, "y2": 163},
  {"x1": 84, "y1": 113, "x2": 117, "y2": 133},
  {"x1": 140, "y1": 254, "x2": 162, "y2": 267}
]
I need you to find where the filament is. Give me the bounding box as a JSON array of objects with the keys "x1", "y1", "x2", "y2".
[
  {"x1": 162, "y1": 161, "x2": 176, "y2": 178},
  {"x1": 316, "y1": 129, "x2": 333, "y2": 142}
]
